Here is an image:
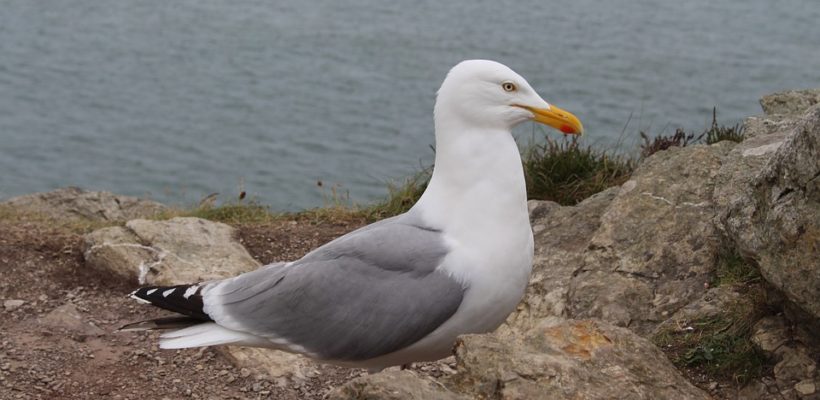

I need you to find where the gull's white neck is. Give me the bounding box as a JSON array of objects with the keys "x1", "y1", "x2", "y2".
[
  {"x1": 407, "y1": 110, "x2": 534, "y2": 344},
  {"x1": 412, "y1": 118, "x2": 529, "y2": 241}
]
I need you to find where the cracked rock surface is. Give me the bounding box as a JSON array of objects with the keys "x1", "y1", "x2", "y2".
[
  {"x1": 718, "y1": 104, "x2": 820, "y2": 320},
  {"x1": 508, "y1": 142, "x2": 735, "y2": 337}
]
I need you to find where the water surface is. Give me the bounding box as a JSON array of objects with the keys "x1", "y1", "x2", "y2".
[{"x1": 1, "y1": 0, "x2": 818, "y2": 209}]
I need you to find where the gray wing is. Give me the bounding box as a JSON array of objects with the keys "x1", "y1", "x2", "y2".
[{"x1": 203, "y1": 216, "x2": 464, "y2": 362}]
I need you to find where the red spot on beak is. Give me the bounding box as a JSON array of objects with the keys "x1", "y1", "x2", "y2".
[{"x1": 560, "y1": 124, "x2": 575, "y2": 134}]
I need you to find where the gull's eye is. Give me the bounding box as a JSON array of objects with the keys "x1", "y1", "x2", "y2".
[{"x1": 502, "y1": 82, "x2": 517, "y2": 92}]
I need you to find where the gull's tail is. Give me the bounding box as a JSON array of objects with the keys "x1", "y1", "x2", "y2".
[{"x1": 120, "y1": 283, "x2": 265, "y2": 349}]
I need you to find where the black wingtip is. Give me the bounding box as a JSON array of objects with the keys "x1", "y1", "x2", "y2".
[{"x1": 129, "y1": 284, "x2": 213, "y2": 321}]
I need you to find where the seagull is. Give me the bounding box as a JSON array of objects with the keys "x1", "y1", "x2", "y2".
[{"x1": 121, "y1": 59, "x2": 583, "y2": 371}]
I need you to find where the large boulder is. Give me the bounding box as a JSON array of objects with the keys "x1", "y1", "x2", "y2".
[
  {"x1": 332, "y1": 318, "x2": 710, "y2": 400},
  {"x1": 83, "y1": 217, "x2": 259, "y2": 285},
  {"x1": 1, "y1": 187, "x2": 166, "y2": 222},
  {"x1": 506, "y1": 142, "x2": 736, "y2": 338},
  {"x1": 568, "y1": 143, "x2": 733, "y2": 335},
  {"x1": 716, "y1": 104, "x2": 820, "y2": 320}
]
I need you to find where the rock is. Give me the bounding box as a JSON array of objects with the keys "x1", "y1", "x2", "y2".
[
  {"x1": 1, "y1": 187, "x2": 166, "y2": 222},
  {"x1": 509, "y1": 142, "x2": 751, "y2": 337},
  {"x1": 527, "y1": 199, "x2": 561, "y2": 223},
  {"x1": 737, "y1": 379, "x2": 783, "y2": 400},
  {"x1": 448, "y1": 318, "x2": 709, "y2": 400},
  {"x1": 504, "y1": 188, "x2": 618, "y2": 333},
  {"x1": 717, "y1": 104, "x2": 820, "y2": 320},
  {"x1": 568, "y1": 144, "x2": 733, "y2": 335},
  {"x1": 3, "y1": 299, "x2": 25, "y2": 311},
  {"x1": 329, "y1": 370, "x2": 468, "y2": 400},
  {"x1": 83, "y1": 217, "x2": 260, "y2": 285},
  {"x1": 750, "y1": 315, "x2": 820, "y2": 398},
  {"x1": 713, "y1": 114, "x2": 797, "y2": 252},
  {"x1": 333, "y1": 319, "x2": 709, "y2": 400},
  {"x1": 39, "y1": 303, "x2": 105, "y2": 338},
  {"x1": 774, "y1": 348, "x2": 816, "y2": 392},
  {"x1": 752, "y1": 316, "x2": 790, "y2": 356},
  {"x1": 760, "y1": 89, "x2": 820, "y2": 116},
  {"x1": 219, "y1": 347, "x2": 318, "y2": 384},
  {"x1": 795, "y1": 380, "x2": 816, "y2": 396}
]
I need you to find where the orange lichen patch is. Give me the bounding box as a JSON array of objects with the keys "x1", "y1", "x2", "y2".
[{"x1": 542, "y1": 320, "x2": 613, "y2": 360}]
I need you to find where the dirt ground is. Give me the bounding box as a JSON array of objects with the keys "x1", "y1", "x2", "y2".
[{"x1": 0, "y1": 216, "x2": 442, "y2": 400}]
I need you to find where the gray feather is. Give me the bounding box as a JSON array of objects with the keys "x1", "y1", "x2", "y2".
[{"x1": 205, "y1": 213, "x2": 464, "y2": 361}]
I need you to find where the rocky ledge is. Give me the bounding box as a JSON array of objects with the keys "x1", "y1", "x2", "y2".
[{"x1": 2, "y1": 89, "x2": 818, "y2": 400}]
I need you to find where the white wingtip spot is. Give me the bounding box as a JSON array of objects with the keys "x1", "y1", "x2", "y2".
[
  {"x1": 183, "y1": 285, "x2": 199, "y2": 299},
  {"x1": 146, "y1": 288, "x2": 158, "y2": 295},
  {"x1": 163, "y1": 288, "x2": 175, "y2": 297},
  {"x1": 129, "y1": 294, "x2": 151, "y2": 305}
]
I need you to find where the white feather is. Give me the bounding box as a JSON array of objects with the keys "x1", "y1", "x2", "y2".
[{"x1": 159, "y1": 323, "x2": 266, "y2": 349}]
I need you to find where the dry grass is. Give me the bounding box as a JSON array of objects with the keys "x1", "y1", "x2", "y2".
[{"x1": 0, "y1": 204, "x2": 120, "y2": 234}]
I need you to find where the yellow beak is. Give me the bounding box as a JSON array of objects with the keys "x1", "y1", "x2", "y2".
[{"x1": 515, "y1": 104, "x2": 584, "y2": 135}]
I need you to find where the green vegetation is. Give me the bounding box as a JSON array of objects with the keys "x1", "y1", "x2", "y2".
[
  {"x1": 523, "y1": 136, "x2": 635, "y2": 205},
  {"x1": 363, "y1": 168, "x2": 431, "y2": 221},
  {"x1": 0, "y1": 204, "x2": 119, "y2": 234},
  {"x1": 713, "y1": 247, "x2": 762, "y2": 287},
  {"x1": 654, "y1": 245, "x2": 766, "y2": 386},
  {"x1": 704, "y1": 108, "x2": 745, "y2": 145},
  {"x1": 653, "y1": 298, "x2": 768, "y2": 385},
  {"x1": 177, "y1": 202, "x2": 278, "y2": 225}
]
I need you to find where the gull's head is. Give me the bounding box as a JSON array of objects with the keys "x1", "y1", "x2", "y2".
[{"x1": 435, "y1": 59, "x2": 583, "y2": 135}]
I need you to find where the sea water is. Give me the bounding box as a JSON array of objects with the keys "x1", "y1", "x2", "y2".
[{"x1": 1, "y1": 0, "x2": 818, "y2": 209}]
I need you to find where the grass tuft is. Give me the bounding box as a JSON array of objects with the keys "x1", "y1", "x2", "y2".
[
  {"x1": 655, "y1": 244, "x2": 766, "y2": 385},
  {"x1": 653, "y1": 295, "x2": 768, "y2": 385},
  {"x1": 704, "y1": 108, "x2": 746, "y2": 145},
  {"x1": 523, "y1": 136, "x2": 635, "y2": 205},
  {"x1": 182, "y1": 202, "x2": 278, "y2": 225},
  {"x1": 0, "y1": 204, "x2": 120, "y2": 234},
  {"x1": 713, "y1": 247, "x2": 761, "y2": 287},
  {"x1": 362, "y1": 168, "x2": 431, "y2": 221}
]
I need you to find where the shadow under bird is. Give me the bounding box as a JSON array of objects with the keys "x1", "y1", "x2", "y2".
[{"x1": 121, "y1": 59, "x2": 584, "y2": 371}]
